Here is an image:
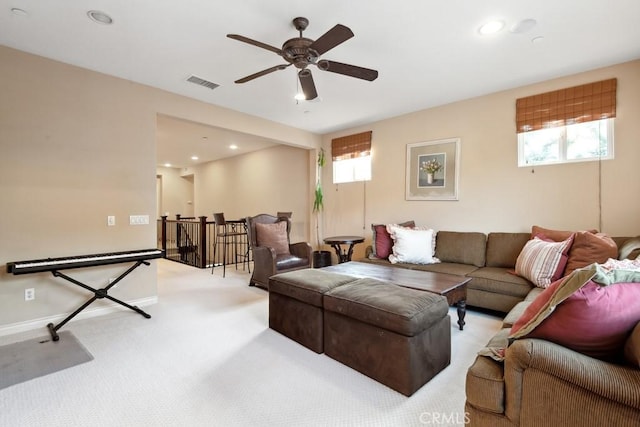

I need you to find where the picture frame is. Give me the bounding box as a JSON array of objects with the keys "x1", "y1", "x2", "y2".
[{"x1": 405, "y1": 137, "x2": 460, "y2": 200}]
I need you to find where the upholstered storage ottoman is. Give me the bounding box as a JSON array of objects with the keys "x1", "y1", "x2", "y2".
[
  {"x1": 268, "y1": 269, "x2": 358, "y2": 353},
  {"x1": 323, "y1": 278, "x2": 451, "y2": 396}
]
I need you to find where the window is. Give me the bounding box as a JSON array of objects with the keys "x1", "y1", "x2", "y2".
[
  {"x1": 518, "y1": 118, "x2": 614, "y2": 167},
  {"x1": 331, "y1": 131, "x2": 372, "y2": 184},
  {"x1": 333, "y1": 154, "x2": 371, "y2": 183},
  {"x1": 516, "y1": 78, "x2": 617, "y2": 167}
]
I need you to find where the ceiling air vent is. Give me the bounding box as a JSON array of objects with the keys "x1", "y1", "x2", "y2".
[{"x1": 186, "y1": 75, "x2": 220, "y2": 90}]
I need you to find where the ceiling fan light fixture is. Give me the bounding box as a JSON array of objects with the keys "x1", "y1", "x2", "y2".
[{"x1": 478, "y1": 20, "x2": 504, "y2": 35}]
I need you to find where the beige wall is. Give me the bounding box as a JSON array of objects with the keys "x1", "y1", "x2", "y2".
[
  {"x1": 156, "y1": 167, "x2": 195, "y2": 218},
  {"x1": 2, "y1": 43, "x2": 638, "y2": 333},
  {"x1": 320, "y1": 60, "x2": 640, "y2": 261},
  {"x1": 0, "y1": 46, "x2": 317, "y2": 333},
  {"x1": 189, "y1": 144, "x2": 310, "y2": 242}
]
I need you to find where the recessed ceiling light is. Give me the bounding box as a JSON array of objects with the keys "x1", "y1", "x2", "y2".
[
  {"x1": 87, "y1": 10, "x2": 113, "y2": 25},
  {"x1": 229, "y1": 145, "x2": 238, "y2": 150},
  {"x1": 294, "y1": 92, "x2": 306, "y2": 101},
  {"x1": 164, "y1": 163, "x2": 171, "y2": 167},
  {"x1": 191, "y1": 156, "x2": 199, "y2": 160},
  {"x1": 11, "y1": 8, "x2": 28, "y2": 16},
  {"x1": 531, "y1": 36, "x2": 545, "y2": 44},
  {"x1": 478, "y1": 20, "x2": 505, "y2": 35}
]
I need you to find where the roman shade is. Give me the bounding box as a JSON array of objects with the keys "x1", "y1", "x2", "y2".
[
  {"x1": 515, "y1": 78, "x2": 617, "y2": 133},
  {"x1": 331, "y1": 131, "x2": 372, "y2": 160}
]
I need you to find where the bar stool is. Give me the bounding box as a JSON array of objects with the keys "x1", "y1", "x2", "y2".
[{"x1": 211, "y1": 213, "x2": 248, "y2": 277}]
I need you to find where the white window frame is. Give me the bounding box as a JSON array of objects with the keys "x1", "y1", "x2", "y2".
[
  {"x1": 332, "y1": 154, "x2": 371, "y2": 184},
  {"x1": 517, "y1": 118, "x2": 614, "y2": 167}
]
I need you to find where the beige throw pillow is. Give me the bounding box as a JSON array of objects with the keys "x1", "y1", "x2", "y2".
[{"x1": 256, "y1": 221, "x2": 290, "y2": 255}]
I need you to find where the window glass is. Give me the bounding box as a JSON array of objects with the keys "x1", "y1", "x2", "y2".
[
  {"x1": 518, "y1": 118, "x2": 613, "y2": 167},
  {"x1": 333, "y1": 155, "x2": 371, "y2": 184}
]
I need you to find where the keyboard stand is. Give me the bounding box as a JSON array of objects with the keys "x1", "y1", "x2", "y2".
[{"x1": 47, "y1": 260, "x2": 152, "y2": 341}]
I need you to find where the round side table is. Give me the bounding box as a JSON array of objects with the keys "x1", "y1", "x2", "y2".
[{"x1": 323, "y1": 236, "x2": 365, "y2": 263}]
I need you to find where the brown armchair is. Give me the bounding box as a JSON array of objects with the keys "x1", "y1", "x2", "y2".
[{"x1": 246, "y1": 214, "x2": 312, "y2": 289}]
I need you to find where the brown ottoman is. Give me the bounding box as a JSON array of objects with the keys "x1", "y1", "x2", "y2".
[
  {"x1": 323, "y1": 278, "x2": 451, "y2": 396},
  {"x1": 268, "y1": 269, "x2": 357, "y2": 353}
]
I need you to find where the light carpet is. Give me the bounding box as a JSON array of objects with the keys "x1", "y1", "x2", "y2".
[
  {"x1": 0, "y1": 331, "x2": 93, "y2": 390},
  {"x1": 0, "y1": 259, "x2": 502, "y2": 427}
]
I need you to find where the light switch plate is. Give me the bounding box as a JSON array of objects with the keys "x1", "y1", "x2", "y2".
[
  {"x1": 107, "y1": 216, "x2": 116, "y2": 226},
  {"x1": 129, "y1": 215, "x2": 149, "y2": 225}
]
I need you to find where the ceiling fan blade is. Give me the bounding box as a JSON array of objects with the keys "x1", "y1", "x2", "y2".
[
  {"x1": 235, "y1": 64, "x2": 290, "y2": 84},
  {"x1": 309, "y1": 24, "x2": 354, "y2": 55},
  {"x1": 227, "y1": 34, "x2": 283, "y2": 55},
  {"x1": 317, "y1": 60, "x2": 378, "y2": 81},
  {"x1": 298, "y1": 69, "x2": 318, "y2": 100}
]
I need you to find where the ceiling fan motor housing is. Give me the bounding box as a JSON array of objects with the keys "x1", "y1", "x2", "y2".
[{"x1": 282, "y1": 37, "x2": 318, "y2": 68}]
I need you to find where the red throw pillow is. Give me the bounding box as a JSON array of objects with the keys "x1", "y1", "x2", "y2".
[
  {"x1": 371, "y1": 221, "x2": 415, "y2": 259},
  {"x1": 513, "y1": 279, "x2": 640, "y2": 361}
]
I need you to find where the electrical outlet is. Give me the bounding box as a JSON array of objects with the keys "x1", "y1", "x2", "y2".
[
  {"x1": 25, "y1": 288, "x2": 35, "y2": 301},
  {"x1": 107, "y1": 216, "x2": 116, "y2": 226}
]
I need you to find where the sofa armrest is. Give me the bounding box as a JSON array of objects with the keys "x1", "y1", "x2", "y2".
[
  {"x1": 251, "y1": 246, "x2": 277, "y2": 286},
  {"x1": 504, "y1": 338, "x2": 640, "y2": 425}
]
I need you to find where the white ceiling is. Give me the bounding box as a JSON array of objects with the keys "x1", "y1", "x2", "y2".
[{"x1": 2, "y1": 1, "x2": 640, "y2": 167}]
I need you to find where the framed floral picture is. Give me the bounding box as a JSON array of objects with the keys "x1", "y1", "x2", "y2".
[{"x1": 405, "y1": 137, "x2": 460, "y2": 200}]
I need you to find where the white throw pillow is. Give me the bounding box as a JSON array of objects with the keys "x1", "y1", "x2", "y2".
[{"x1": 387, "y1": 225, "x2": 439, "y2": 264}]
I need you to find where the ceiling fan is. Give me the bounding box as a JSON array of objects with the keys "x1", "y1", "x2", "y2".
[{"x1": 227, "y1": 17, "x2": 378, "y2": 100}]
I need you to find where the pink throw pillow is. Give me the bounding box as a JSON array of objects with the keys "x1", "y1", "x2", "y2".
[
  {"x1": 512, "y1": 279, "x2": 640, "y2": 361},
  {"x1": 256, "y1": 221, "x2": 290, "y2": 255}
]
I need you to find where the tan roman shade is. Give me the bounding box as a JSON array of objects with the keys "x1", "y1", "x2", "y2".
[
  {"x1": 516, "y1": 78, "x2": 617, "y2": 133},
  {"x1": 331, "y1": 131, "x2": 372, "y2": 161}
]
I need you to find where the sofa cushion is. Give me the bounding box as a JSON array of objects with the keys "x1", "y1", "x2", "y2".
[
  {"x1": 485, "y1": 232, "x2": 530, "y2": 268},
  {"x1": 624, "y1": 322, "x2": 640, "y2": 368},
  {"x1": 411, "y1": 261, "x2": 479, "y2": 276},
  {"x1": 524, "y1": 287, "x2": 544, "y2": 301},
  {"x1": 387, "y1": 225, "x2": 439, "y2": 265},
  {"x1": 502, "y1": 301, "x2": 530, "y2": 329},
  {"x1": 370, "y1": 220, "x2": 415, "y2": 259},
  {"x1": 515, "y1": 235, "x2": 574, "y2": 288},
  {"x1": 467, "y1": 267, "x2": 533, "y2": 299},
  {"x1": 435, "y1": 231, "x2": 486, "y2": 267},
  {"x1": 510, "y1": 265, "x2": 640, "y2": 361},
  {"x1": 256, "y1": 221, "x2": 290, "y2": 255}
]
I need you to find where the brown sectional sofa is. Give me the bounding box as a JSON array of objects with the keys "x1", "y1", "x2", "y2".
[
  {"x1": 360, "y1": 231, "x2": 534, "y2": 313},
  {"x1": 359, "y1": 230, "x2": 640, "y2": 426},
  {"x1": 361, "y1": 231, "x2": 639, "y2": 313},
  {"x1": 465, "y1": 297, "x2": 640, "y2": 427}
]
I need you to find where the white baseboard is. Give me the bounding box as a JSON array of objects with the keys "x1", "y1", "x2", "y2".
[{"x1": 0, "y1": 296, "x2": 158, "y2": 338}]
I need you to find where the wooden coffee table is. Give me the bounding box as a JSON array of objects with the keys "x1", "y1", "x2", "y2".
[{"x1": 323, "y1": 261, "x2": 470, "y2": 330}]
